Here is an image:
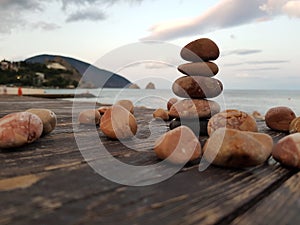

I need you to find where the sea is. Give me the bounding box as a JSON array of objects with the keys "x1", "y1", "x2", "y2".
[{"x1": 45, "y1": 89, "x2": 300, "y2": 115}]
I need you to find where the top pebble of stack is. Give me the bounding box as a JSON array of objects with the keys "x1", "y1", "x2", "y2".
[{"x1": 180, "y1": 38, "x2": 220, "y2": 62}]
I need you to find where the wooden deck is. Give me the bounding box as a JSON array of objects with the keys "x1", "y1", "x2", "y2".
[{"x1": 0, "y1": 95, "x2": 299, "y2": 225}]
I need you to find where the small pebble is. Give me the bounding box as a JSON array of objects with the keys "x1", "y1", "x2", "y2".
[
  {"x1": 172, "y1": 76, "x2": 223, "y2": 99},
  {"x1": 178, "y1": 62, "x2": 219, "y2": 77},
  {"x1": 153, "y1": 108, "x2": 169, "y2": 121},
  {"x1": 115, "y1": 100, "x2": 134, "y2": 114},
  {"x1": 180, "y1": 38, "x2": 220, "y2": 62},
  {"x1": 26, "y1": 108, "x2": 57, "y2": 135},
  {"x1": 203, "y1": 128, "x2": 273, "y2": 168},
  {"x1": 78, "y1": 109, "x2": 101, "y2": 125},
  {"x1": 265, "y1": 106, "x2": 296, "y2": 132},
  {"x1": 289, "y1": 117, "x2": 300, "y2": 134},
  {"x1": 167, "y1": 98, "x2": 178, "y2": 111},
  {"x1": 169, "y1": 99, "x2": 220, "y2": 119},
  {"x1": 207, "y1": 109, "x2": 258, "y2": 136},
  {"x1": 273, "y1": 133, "x2": 300, "y2": 168},
  {"x1": 154, "y1": 126, "x2": 202, "y2": 164},
  {"x1": 97, "y1": 106, "x2": 111, "y2": 115},
  {"x1": 100, "y1": 105, "x2": 137, "y2": 140},
  {"x1": 0, "y1": 112, "x2": 43, "y2": 149}
]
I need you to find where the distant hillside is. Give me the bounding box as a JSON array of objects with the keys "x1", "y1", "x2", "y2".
[{"x1": 26, "y1": 54, "x2": 132, "y2": 88}]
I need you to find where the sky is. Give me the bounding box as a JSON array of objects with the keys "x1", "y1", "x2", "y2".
[{"x1": 0, "y1": 0, "x2": 300, "y2": 89}]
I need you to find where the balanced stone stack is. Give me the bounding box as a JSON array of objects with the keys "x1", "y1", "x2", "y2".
[{"x1": 169, "y1": 38, "x2": 223, "y2": 136}]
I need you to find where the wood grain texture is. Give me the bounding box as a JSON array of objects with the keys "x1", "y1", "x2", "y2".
[{"x1": 0, "y1": 95, "x2": 299, "y2": 225}]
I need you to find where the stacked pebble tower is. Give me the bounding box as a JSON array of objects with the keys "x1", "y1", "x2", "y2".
[{"x1": 169, "y1": 38, "x2": 223, "y2": 136}]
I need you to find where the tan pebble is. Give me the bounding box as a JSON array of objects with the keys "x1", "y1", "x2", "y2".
[
  {"x1": 97, "y1": 106, "x2": 111, "y2": 115},
  {"x1": 265, "y1": 107, "x2": 296, "y2": 132},
  {"x1": 252, "y1": 111, "x2": 265, "y2": 121},
  {"x1": 178, "y1": 62, "x2": 219, "y2": 77},
  {"x1": 153, "y1": 108, "x2": 169, "y2": 121},
  {"x1": 78, "y1": 109, "x2": 101, "y2": 125},
  {"x1": 115, "y1": 100, "x2": 134, "y2": 114},
  {"x1": 169, "y1": 99, "x2": 220, "y2": 119},
  {"x1": 203, "y1": 128, "x2": 273, "y2": 168},
  {"x1": 167, "y1": 98, "x2": 178, "y2": 111},
  {"x1": 289, "y1": 117, "x2": 300, "y2": 134},
  {"x1": 154, "y1": 126, "x2": 201, "y2": 164},
  {"x1": 0, "y1": 112, "x2": 43, "y2": 149},
  {"x1": 26, "y1": 109, "x2": 57, "y2": 135},
  {"x1": 100, "y1": 105, "x2": 137, "y2": 140},
  {"x1": 207, "y1": 109, "x2": 258, "y2": 136},
  {"x1": 273, "y1": 133, "x2": 300, "y2": 168}
]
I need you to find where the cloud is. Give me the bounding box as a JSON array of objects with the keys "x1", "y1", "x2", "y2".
[
  {"x1": 66, "y1": 8, "x2": 106, "y2": 22},
  {"x1": 223, "y1": 59, "x2": 289, "y2": 67},
  {"x1": 0, "y1": 0, "x2": 145, "y2": 33},
  {"x1": 282, "y1": 1, "x2": 300, "y2": 17},
  {"x1": 142, "y1": 0, "x2": 300, "y2": 41},
  {"x1": 223, "y1": 49, "x2": 263, "y2": 56},
  {"x1": 32, "y1": 22, "x2": 61, "y2": 31}
]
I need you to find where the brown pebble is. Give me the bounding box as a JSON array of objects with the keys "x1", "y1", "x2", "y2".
[
  {"x1": 169, "y1": 99, "x2": 220, "y2": 119},
  {"x1": 178, "y1": 62, "x2": 219, "y2": 77},
  {"x1": 167, "y1": 98, "x2": 178, "y2": 111},
  {"x1": 78, "y1": 109, "x2": 101, "y2": 125},
  {"x1": 154, "y1": 126, "x2": 201, "y2": 164},
  {"x1": 265, "y1": 107, "x2": 296, "y2": 132},
  {"x1": 115, "y1": 100, "x2": 134, "y2": 114},
  {"x1": 180, "y1": 38, "x2": 220, "y2": 62},
  {"x1": 289, "y1": 117, "x2": 300, "y2": 134},
  {"x1": 273, "y1": 133, "x2": 300, "y2": 168},
  {"x1": 0, "y1": 112, "x2": 43, "y2": 149},
  {"x1": 207, "y1": 109, "x2": 258, "y2": 136},
  {"x1": 26, "y1": 108, "x2": 57, "y2": 135},
  {"x1": 203, "y1": 128, "x2": 273, "y2": 168},
  {"x1": 153, "y1": 108, "x2": 169, "y2": 121},
  {"x1": 97, "y1": 106, "x2": 111, "y2": 115},
  {"x1": 100, "y1": 105, "x2": 137, "y2": 140},
  {"x1": 172, "y1": 76, "x2": 223, "y2": 99}
]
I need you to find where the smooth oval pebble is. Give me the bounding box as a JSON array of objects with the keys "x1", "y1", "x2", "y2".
[
  {"x1": 154, "y1": 126, "x2": 202, "y2": 164},
  {"x1": 178, "y1": 62, "x2": 219, "y2": 77},
  {"x1": 26, "y1": 108, "x2": 57, "y2": 135},
  {"x1": 207, "y1": 109, "x2": 258, "y2": 136},
  {"x1": 289, "y1": 117, "x2": 300, "y2": 134},
  {"x1": 172, "y1": 76, "x2": 223, "y2": 99},
  {"x1": 167, "y1": 98, "x2": 178, "y2": 111},
  {"x1": 78, "y1": 109, "x2": 101, "y2": 125},
  {"x1": 169, "y1": 118, "x2": 208, "y2": 136},
  {"x1": 169, "y1": 99, "x2": 220, "y2": 119},
  {"x1": 272, "y1": 133, "x2": 300, "y2": 168},
  {"x1": 265, "y1": 106, "x2": 296, "y2": 132},
  {"x1": 97, "y1": 106, "x2": 111, "y2": 115},
  {"x1": 115, "y1": 100, "x2": 134, "y2": 114},
  {"x1": 0, "y1": 112, "x2": 43, "y2": 149},
  {"x1": 203, "y1": 128, "x2": 273, "y2": 168},
  {"x1": 153, "y1": 108, "x2": 169, "y2": 121},
  {"x1": 180, "y1": 38, "x2": 220, "y2": 62},
  {"x1": 100, "y1": 105, "x2": 137, "y2": 140}
]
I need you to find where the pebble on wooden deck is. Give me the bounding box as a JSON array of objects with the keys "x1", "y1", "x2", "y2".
[{"x1": 0, "y1": 95, "x2": 299, "y2": 225}]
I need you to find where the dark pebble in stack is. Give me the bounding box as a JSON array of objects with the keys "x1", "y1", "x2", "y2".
[{"x1": 169, "y1": 38, "x2": 223, "y2": 136}]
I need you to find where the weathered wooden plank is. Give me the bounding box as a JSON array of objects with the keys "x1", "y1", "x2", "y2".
[
  {"x1": 230, "y1": 172, "x2": 300, "y2": 225},
  {"x1": 0, "y1": 95, "x2": 297, "y2": 225}
]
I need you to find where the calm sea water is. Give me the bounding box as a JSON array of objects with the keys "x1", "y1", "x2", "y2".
[{"x1": 45, "y1": 89, "x2": 300, "y2": 115}]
